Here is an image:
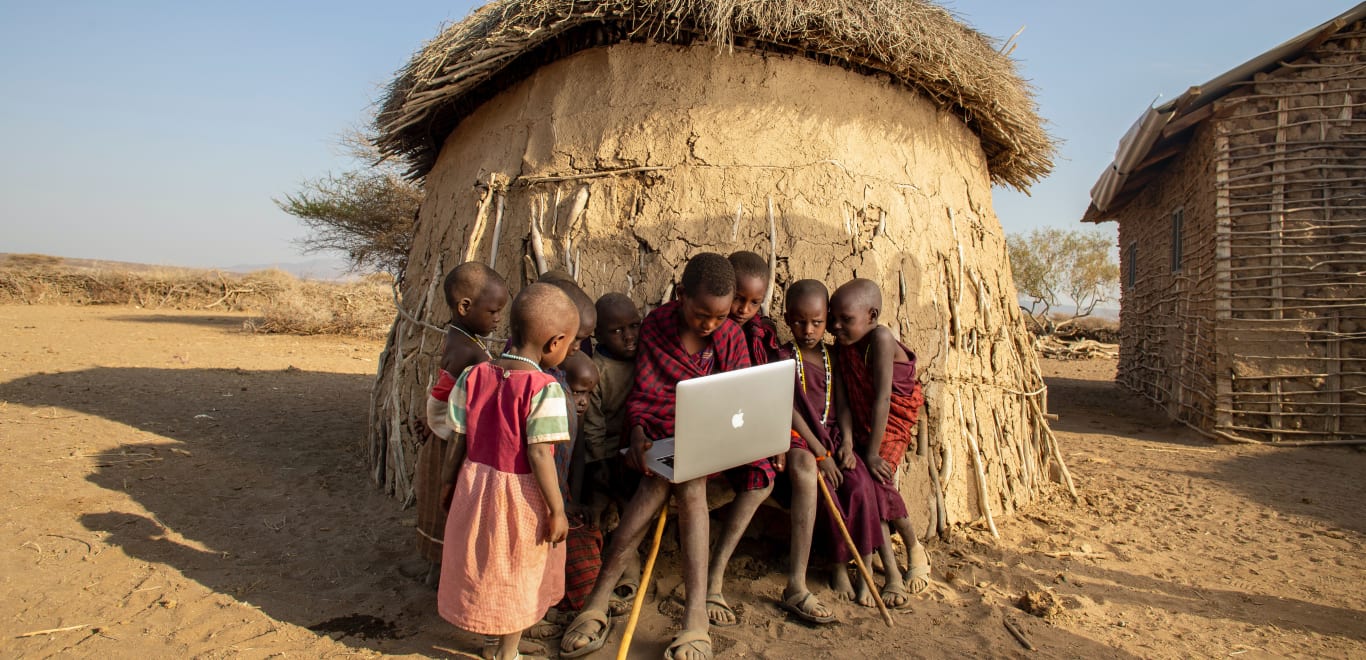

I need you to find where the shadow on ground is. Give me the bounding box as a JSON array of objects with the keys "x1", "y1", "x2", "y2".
[
  {"x1": 0, "y1": 366, "x2": 467, "y2": 655},
  {"x1": 106, "y1": 313, "x2": 255, "y2": 330}
]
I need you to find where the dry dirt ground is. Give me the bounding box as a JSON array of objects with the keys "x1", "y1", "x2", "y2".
[{"x1": 1, "y1": 305, "x2": 1362, "y2": 659}]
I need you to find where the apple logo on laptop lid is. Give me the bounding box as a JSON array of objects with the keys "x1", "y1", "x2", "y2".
[{"x1": 731, "y1": 409, "x2": 744, "y2": 429}]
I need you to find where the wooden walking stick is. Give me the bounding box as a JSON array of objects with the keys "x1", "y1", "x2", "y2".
[
  {"x1": 817, "y1": 473, "x2": 894, "y2": 628},
  {"x1": 617, "y1": 500, "x2": 669, "y2": 660}
]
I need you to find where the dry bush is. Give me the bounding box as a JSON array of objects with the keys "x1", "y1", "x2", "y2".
[
  {"x1": 250, "y1": 276, "x2": 394, "y2": 339},
  {"x1": 0, "y1": 257, "x2": 394, "y2": 339}
]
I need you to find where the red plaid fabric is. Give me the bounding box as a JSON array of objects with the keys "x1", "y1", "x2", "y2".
[
  {"x1": 741, "y1": 316, "x2": 781, "y2": 365},
  {"x1": 835, "y1": 334, "x2": 924, "y2": 521},
  {"x1": 625, "y1": 300, "x2": 751, "y2": 441},
  {"x1": 557, "y1": 519, "x2": 602, "y2": 611}
]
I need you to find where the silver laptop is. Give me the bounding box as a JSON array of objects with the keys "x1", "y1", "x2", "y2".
[{"x1": 642, "y1": 360, "x2": 796, "y2": 483}]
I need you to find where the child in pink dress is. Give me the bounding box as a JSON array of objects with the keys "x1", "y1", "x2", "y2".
[{"x1": 438, "y1": 282, "x2": 582, "y2": 660}]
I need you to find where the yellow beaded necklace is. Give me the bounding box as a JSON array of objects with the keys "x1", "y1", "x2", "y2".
[{"x1": 449, "y1": 323, "x2": 492, "y2": 358}]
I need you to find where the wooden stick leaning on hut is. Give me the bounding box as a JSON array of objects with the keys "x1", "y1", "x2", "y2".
[{"x1": 956, "y1": 392, "x2": 999, "y2": 539}]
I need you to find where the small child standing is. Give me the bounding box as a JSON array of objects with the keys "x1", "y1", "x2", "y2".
[
  {"x1": 417, "y1": 262, "x2": 509, "y2": 582},
  {"x1": 779, "y1": 280, "x2": 885, "y2": 608},
  {"x1": 829, "y1": 278, "x2": 930, "y2": 607},
  {"x1": 438, "y1": 282, "x2": 581, "y2": 660}
]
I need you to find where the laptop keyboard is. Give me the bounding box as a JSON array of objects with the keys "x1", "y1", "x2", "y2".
[{"x1": 658, "y1": 455, "x2": 675, "y2": 468}]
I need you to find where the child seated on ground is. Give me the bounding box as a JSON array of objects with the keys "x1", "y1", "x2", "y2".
[
  {"x1": 581, "y1": 292, "x2": 644, "y2": 613},
  {"x1": 437, "y1": 282, "x2": 580, "y2": 660},
  {"x1": 417, "y1": 261, "x2": 509, "y2": 584},
  {"x1": 561, "y1": 252, "x2": 750, "y2": 660},
  {"x1": 705, "y1": 252, "x2": 834, "y2": 626},
  {"x1": 779, "y1": 279, "x2": 886, "y2": 608},
  {"x1": 556, "y1": 351, "x2": 603, "y2": 614},
  {"x1": 829, "y1": 278, "x2": 930, "y2": 607},
  {"x1": 524, "y1": 273, "x2": 601, "y2": 642}
]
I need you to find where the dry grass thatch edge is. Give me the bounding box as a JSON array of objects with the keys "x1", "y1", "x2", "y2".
[{"x1": 375, "y1": 0, "x2": 1055, "y2": 191}]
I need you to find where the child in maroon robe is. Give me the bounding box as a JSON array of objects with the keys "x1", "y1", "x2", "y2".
[
  {"x1": 830, "y1": 278, "x2": 930, "y2": 607},
  {"x1": 779, "y1": 279, "x2": 886, "y2": 609}
]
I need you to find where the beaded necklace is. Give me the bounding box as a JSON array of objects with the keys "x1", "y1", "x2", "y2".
[
  {"x1": 498, "y1": 352, "x2": 543, "y2": 373},
  {"x1": 449, "y1": 322, "x2": 492, "y2": 358},
  {"x1": 793, "y1": 342, "x2": 832, "y2": 425}
]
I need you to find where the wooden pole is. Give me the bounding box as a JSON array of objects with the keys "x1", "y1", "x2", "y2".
[
  {"x1": 816, "y1": 474, "x2": 894, "y2": 628},
  {"x1": 617, "y1": 501, "x2": 669, "y2": 660}
]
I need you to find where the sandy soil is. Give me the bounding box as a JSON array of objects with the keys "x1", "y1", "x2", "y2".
[{"x1": 1, "y1": 305, "x2": 1362, "y2": 659}]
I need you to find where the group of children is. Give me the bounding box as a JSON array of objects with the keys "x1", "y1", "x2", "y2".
[{"x1": 417, "y1": 252, "x2": 928, "y2": 660}]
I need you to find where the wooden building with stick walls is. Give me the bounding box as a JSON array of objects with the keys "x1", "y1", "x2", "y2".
[{"x1": 1082, "y1": 4, "x2": 1366, "y2": 444}]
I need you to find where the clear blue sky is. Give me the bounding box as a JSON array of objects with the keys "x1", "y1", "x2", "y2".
[{"x1": 0, "y1": 0, "x2": 1357, "y2": 269}]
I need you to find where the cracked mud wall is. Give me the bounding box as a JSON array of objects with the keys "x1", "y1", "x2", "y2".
[{"x1": 371, "y1": 42, "x2": 1062, "y2": 535}]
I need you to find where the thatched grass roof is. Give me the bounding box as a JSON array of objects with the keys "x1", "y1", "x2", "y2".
[{"x1": 376, "y1": 0, "x2": 1055, "y2": 190}]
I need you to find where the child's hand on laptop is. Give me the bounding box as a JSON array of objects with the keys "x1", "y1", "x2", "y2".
[
  {"x1": 770, "y1": 453, "x2": 786, "y2": 472},
  {"x1": 627, "y1": 425, "x2": 654, "y2": 477}
]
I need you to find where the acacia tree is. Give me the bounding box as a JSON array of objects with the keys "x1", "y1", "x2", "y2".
[
  {"x1": 1007, "y1": 228, "x2": 1119, "y2": 331},
  {"x1": 276, "y1": 131, "x2": 422, "y2": 275}
]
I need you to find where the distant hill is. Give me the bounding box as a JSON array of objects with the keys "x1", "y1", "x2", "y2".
[
  {"x1": 0, "y1": 253, "x2": 364, "y2": 282},
  {"x1": 219, "y1": 257, "x2": 358, "y2": 281}
]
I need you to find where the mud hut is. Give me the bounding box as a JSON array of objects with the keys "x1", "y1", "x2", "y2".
[
  {"x1": 369, "y1": 0, "x2": 1066, "y2": 538},
  {"x1": 1082, "y1": 5, "x2": 1366, "y2": 444}
]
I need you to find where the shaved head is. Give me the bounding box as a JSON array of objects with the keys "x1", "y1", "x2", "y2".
[
  {"x1": 595, "y1": 292, "x2": 637, "y2": 324},
  {"x1": 561, "y1": 351, "x2": 598, "y2": 385},
  {"x1": 509, "y1": 282, "x2": 578, "y2": 347},
  {"x1": 830, "y1": 278, "x2": 882, "y2": 312},
  {"x1": 539, "y1": 270, "x2": 597, "y2": 333},
  {"x1": 727, "y1": 250, "x2": 769, "y2": 281},
  {"x1": 785, "y1": 279, "x2": 829, "y2": 309},
  {"x1": 443, "y1": 261, "x2": 506, "y2": 309}
]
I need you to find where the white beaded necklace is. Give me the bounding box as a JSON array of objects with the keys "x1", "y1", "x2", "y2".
[{"x1": 793, "y1": 342, "x2": 832, "y2": 425}]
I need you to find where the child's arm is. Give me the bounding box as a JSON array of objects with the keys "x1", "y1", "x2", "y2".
[
  {"x1": 792, "y1": 411, "x2": 842, "y2": 488},
  {"x1": 568, "y1": 427, "x2": 588, "y2": 509},
  {"x1": 439, "y1": 432, "x2": 467, "y2": 508},
  {"x1": 864, "y1": 327, "x2": 899, "y2": 483},
  {"x1": 834, "y1": 365, "x2": 857, "y2": 471},
  {"x1": 527, "y1": 443, "x2": 569, "y2": 544}
]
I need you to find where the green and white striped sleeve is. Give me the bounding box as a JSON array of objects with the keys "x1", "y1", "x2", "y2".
[
  {"x1": 447, "y1": 366, "x2": 475, "y2": 435},
  {"x1": 526, "y1": 380, "x2": 571, "y2": 445}
]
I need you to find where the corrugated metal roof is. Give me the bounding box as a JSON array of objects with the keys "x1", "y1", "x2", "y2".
[{"x1": 1082, "y1": 2, "x2": 1366, "y2": 223}]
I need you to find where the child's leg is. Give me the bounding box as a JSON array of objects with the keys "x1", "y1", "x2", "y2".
[
  {"x1": 781, "y1": 449, "x2": 834, "y2": 622},
  {"x1": 705, "y1": 473, "x2": 773, "y2": 626},
  {"x1": 890, "y1": 515, "x2": 931, "y2": 594},
  {"x1": 495, "y1": 631, "x2": 522, "y2": 660},
  {"x1": 561, "y1": 476, "x2": 670, "y2": 655},
  {"x1": 848, "y1": 552, "x2": 878, "y2": 606},
  {"x1": 675, "y1": 477, "x2": 711, "y2": 638},
  {"x1": 875, "y1": 523, "x2": 909, "y2": 607}
]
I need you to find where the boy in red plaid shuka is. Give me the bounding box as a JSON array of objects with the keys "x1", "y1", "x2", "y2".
[{"x1": 561, "y1": 253, "x2": 745, "y2": 660}]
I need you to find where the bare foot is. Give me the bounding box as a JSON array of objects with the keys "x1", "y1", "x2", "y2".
[
  {"x1": 831, "y1": 565, "x2": 856, "y2": 601},
  {"x1": 854, "y1": 580, "x2": 878, "y2": 608}
]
